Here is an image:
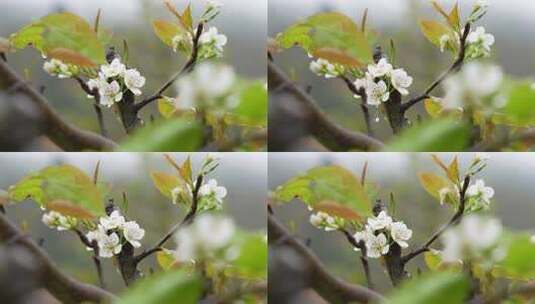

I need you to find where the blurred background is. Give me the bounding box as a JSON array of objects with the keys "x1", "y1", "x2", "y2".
[
  {"x1": 268, "y1": 0, "x2": 535, "y2": 151},
  {"x1": 0, "y1": 152, "x2": 267, "y2": 294},
  {"x1": 0, "y1": 0, "x2": 267, "y2": 150},
  {"x1": 269, "y1": 152, "x2": 535, "y2": 300}
]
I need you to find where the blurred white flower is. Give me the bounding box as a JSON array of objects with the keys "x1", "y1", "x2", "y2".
[
  {"x1": 199, "y1": 179, "x2": 227, "y2": 203},
  {"x1": 174, "y1": 214, "x2": 235, "y2": 262},
  {"x1": 390, "y1": 68, "x2": 413, "y2": 96},
  {"x1": 198, "y1": 26, "x2": 227, "y2": 58},
  {"x1": 366, "y1": 233, "x2": 389, "y2": 258},
  {"x1": 175, "y1": 63, "x2": 236, "y2": 110},
  {"x1": 101, "y1": 58, "x2": 126, "y2": 79},
  {"x1": 368, "y1": 58, "x2": 393, "y2": 78},
  {"x1": 390, "y1": 221, "x2": 413, "y2": 248},
  {"x1": 42, "y1": 211, "x2": 77, "y2": 231},
  {"x1": 99, "y1": 233, "x2": 122, "y2": 258},
  {"x1": 367, "y1": 211, "x2": 393, "y2": 231},
  {"x1": 123, "y1": 221, "x2": 145, "y2": 248},
  {"x1": 466, "y1": 26, "x2": 495, "y2": 59},
  {"x1": 172, "y1": 33, "x2": 193, "y2": 53},
  {"x1": 100, "y1": 210, "x2": 126, "y2": 230},
  {"x1": 124, "y1": 69, "x2": 146, "y2": 96},
  {"x1": 441, "y1": 215, "x2": 503, "y2": 263}
]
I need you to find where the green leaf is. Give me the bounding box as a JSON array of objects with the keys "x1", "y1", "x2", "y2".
[
  {"x1": 386, "y1": 119, "x2": 470, "y2": 152},
  {"x1": 229, "y1": 233, "x2": 267, "y2": 279},
  {"x1": 273, "y1": 166, "x2": 371, "y2": 218},
  {"x1": 119, "y1": 119, "x2": 203, "y2": 152},
  {"x1": 504, "y1": 82, "x2": 535, "y2": 126},
  {"x1": 116, "y1": 270, "x2": 201, "y2": 304},
  {"x1": 158, "y1": 98, "x2": 177, "y2": 119},
  {"x1": 156, "y1": 249, "x2": 177, "y2": 271},
  {"x1": 498, "y1": 234, "x2": 535, "y2": 280},
  {"x1": 10, "y1": 12, "x2": 106, "y2": 66},
  {"x1": 276, "y1": 12, "x2": 373, "y2": 66},
  {"x1": 227, "y1": 81, "x2": 268, "y2": 127},
  {"x1": 8, "y1": 165, "x2": 104, "y2": 218},
  {"x1": 150, "y1": 172, "x2": 181, "y2": 200},
  {"x1": 387, "y1": 272, "x2": 469, "y2": 304}
]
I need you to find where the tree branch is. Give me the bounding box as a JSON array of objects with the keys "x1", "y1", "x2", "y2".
[
  {"x1": 73, "y1": 228, "x2": 106, "y2": 289},
  {"x1": 268, "y1": 213, "x2": 384, "y2": 303},
  {"x1": 0, "y1": 212, "x2": 116, "y2": 303},
  {"x1": 268, "y1": 60, "x2": 385, "y2": 152},
  {"x1": 340, "y1": 229, "x2": 374, "y2": 290},
  {"x1": 73, "y1": 77, "x2": 108, "y2": 138},
  {"x1": 0, "y1": 59, "x2": 118, "y2": 151},
  {"x1": 340, "y1": 75, "x2": 374, "y2": 137},
  {"x1": 401, "y1": 23, "x2": 471, "y2": 113},
  {"x1": 135, "y1": 175, "x2": 204, "y2": 264},
  {"x1": 402, "y1": 175, "x2": 471, "y2": 264},
  {"x1": 135, "y1": 23, "x2": 205, "y2": 112}
]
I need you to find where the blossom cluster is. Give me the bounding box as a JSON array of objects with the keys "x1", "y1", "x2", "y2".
[
  {"x1": 172, "y1": 26, "x2": 227, "y2": 60},
  {"x1": 86, "y1": 58, "x2": 146, "y2": 108},
  {"x1": 353, "y1": 58, "x2": 413, "y2": 106},
  {"x1": 85, "y1": 210, "x2": 145, "y2": 258},
  {"x1": 441, "y1": 62, "x2": 504, "y2": 112},
  {"x1": 172, "y1": 177, "x2": 227, "y2": 212},
  {"x1": 42, "y1": 211, "x2": 78, "y2": 231},
  {"x1": 174, "y1": 214, "x2": 237, "y2": 263},
  {"x1": 309, "y1": 211, "x2": 345, "y2": 232},
  {"x1": 352, "y1": 211, "x2": 413, "y2": 258},
  {"x1": 309, "y1": 57, "x2": 345, "y2": 79},
  {"x1": 441, "y1": 214, "x2": 505, "y2": 268},
  {"x1": 43, "y1": 58, "x2": 79, "y2": 79},
  {"x1": 174, "y1": 63, "x2": 237, "y2": 111}
]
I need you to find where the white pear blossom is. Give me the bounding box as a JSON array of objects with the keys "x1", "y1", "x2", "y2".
[
  {"x1": 439, "y1": 187, "x2": 452, "y2": 205},
  {"x1": 439, "y1": 35, "x2": 450, "y2": 53},
  {"x1": 101, "y1": 58, "x2": 126, "y2": 79},
  {"x1": 42, "y1": 211, "x2": 77, "y2": 231},
  {"x1": 466, "y1": 179, "x2": 494, "y2": 210},
  {"x1": 175, "y1": 63, "x2": 236, "y2": 110},
  {"x1": 174, "y1": 214, "x2": 235, "y2": 262},
  {"x1": 172, "y1": 33, "x2": 193, "y2": 53},
  {"x1": 310, "y1": 211, "x2": 340, "y2": 232},
  {"x1": 441, "y1": 215, "x2": 503, "y2": 263},
  {"x1": 199, "y1": 179, "x2": 227, "y2": 201},
  {"x1": 98, "y1": 80, "x2": 123, "y2": 107},
  {"x1": 390, "y1": 221, "x2": 413, "y2": 248},
  {"x1": 368, "y1": 58, "x2": 393, "y2": 78},
  {"x1": 43, "y1": 59, "x2": 76, "y2": 79},
  {"x1": 124, "y1": 69, "x2": 146, "y2": 96},
  {"x1": 366, "y1": 80, "x2": 390, "y2": 106},
  {"x1": 99, "y1": 232, "x2": 122, "y2": 258},
  {"x1": 390, "y1": 69, "x2": 413, "y2": 96},
  {"x1": 198, "y1": 26, "x2": 228, "y2": 58},
  {"x1": 100, "y1": 210, "x2": 126, "y2": 230},
  {"x1": 122, "y1": 221, "x2": 145, "y2": 248},
  {"x1": 466, "y1": 26, "x2": 495, "y2": 59},
  {"x1": 171, "y1": 186, "x2": 183, "y2": 205},
  {"x1": 366, "y1": 233, "x2": 390, "y2": 258},
  {"x1": 86, "y1": 225, "x2": 107, "y2": 249},
  {"x1": 367, "y1": 211, "x2": 393, "y2": 231}
]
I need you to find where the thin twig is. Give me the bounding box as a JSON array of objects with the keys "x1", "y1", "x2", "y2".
[
  {"x1": 73, "y1": 228, "x2": 106, "y2": 289},
  {"x1": 73, "y1": 76, "x2": 109, "y2": 138},
  {"x1": 135, "y1": 23, "x2": 205, "y2": 112},
  {"x1": 341, "y1": 229, "x2": 374, "y2": 290},
  {"x1": 268, "y1": 60, "x2": 385, "y2": 151},
  {"x1": 268, "y1": 213, "x2": 384, "y2": 303},
  {"x1": 135, "y1": 175, "x2": 204, "y2": 264},
  {"x1": 340, "y1": 75, "x2": 374, "y2": 137},
  {"x1": 402, "y1": 175, "x2": 471, "y2": 264},
  {"x1": 401, "y1": 23, "x2": 471, "y2": 113}
]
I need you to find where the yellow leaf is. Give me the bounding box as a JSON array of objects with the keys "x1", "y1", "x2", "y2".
[
  {"x1": 448, "y1": 3, "x2": 461, "y2": 30},
  {"x1": 314, "y1": 201, "x2": 362, "y2": 221},
  {"x1": 418, "y1": 172, "x2": 450, "y2": 200},
  {"x1": 157, "y1": 249, "x2": 179, "y2": 270},
  {"x1": 424, "y1": 98, "x2": 444, "y2": 118},
  {"x1": 179, "y1": 156, "x2": 193, "y2": 186},
  {"x1": 447, "y1": 156, "x2": 460, "y2": 184},
  {"x1": 157, "y1": 98, "x2": 177, "y2": 119},
  {"x1": 180, "y1": 3, "x2": 193, "y2": 31},
  {"x1": 419, "y1": 19, "x2": 451, "y2": 47},
  {"x1": 150, "y1": 172, "x2": 181, "y2": 200},
  {"x1": 46, "y1": 199, "x2": 95, "y2": 220},
  {"x1": 46, "y1": 47, "x2": 97, "y2": 67},
  {"x1": 312, "y1": 47, "x2": 363, "y2": 67},
  {"x1": 431, "y1": 1, "x2": 450, "y2": 20}
]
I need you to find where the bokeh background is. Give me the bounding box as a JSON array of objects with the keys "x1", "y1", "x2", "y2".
[
  {"x1": 0, "y1": 152, "x2": 267, "y2": 293},
  {"x1": 0, "y1": 0, "x2": 267, "y2": 149},
  {"x1": 268, "y1": 0, "x2": 535, "y2": 150},
  {"x1": 269, "y1": 153, "x2": 535, "y2": 298}
]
